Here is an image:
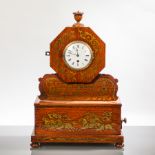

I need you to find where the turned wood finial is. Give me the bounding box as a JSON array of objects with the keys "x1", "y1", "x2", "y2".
[{"x1": 73, "y1": 11, "x2": 84, "y2": 27}]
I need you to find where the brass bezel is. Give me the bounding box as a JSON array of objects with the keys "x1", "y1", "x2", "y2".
[{"x1": 63, "y1": 41, "x2": 94, "y2": 71}]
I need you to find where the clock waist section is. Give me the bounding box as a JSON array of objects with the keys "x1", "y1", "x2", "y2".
[{"x1": 38, "y1": 74, "x2": 118, "y2": 101}]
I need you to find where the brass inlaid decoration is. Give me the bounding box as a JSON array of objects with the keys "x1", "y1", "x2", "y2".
[
  {"x1": 53, "y1": 30, "x2": 76, "y2": 53},
  {"x1": 42, "y1": 113, "x2": 75, "y2": 130},
  {"x1": 39, "y1": 74, "x2": 118, "y2": 101},
  {"x1": 79, "y1": 112, "x2": 112, "y2": 130},
  {"x1": 42, "y1": 112, "x2": 114, "y2": 131},
  {"x1": 78, "y1": 29, "x2": 99, "y2": 52}
]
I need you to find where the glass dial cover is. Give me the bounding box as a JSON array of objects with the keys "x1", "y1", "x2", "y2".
[{"x1": 63, "y1": 41, "x2": 93, "y2": 70}]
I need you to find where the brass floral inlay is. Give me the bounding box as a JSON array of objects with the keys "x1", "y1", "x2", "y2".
[
  {"x1": 79, "y1": 112, "x2": 112, "y2": 130},
  {"x1": 78, "y1": 29, "x2": 99, "y2": 52},
  {"x1": 42, "y1": 113, "x2": 75, "y2": 130},
  {"x1": 40, "y1": 74, "x2": 118, "y2": 101},
  {"x1": 42, "y1": 112, "x2": 114, "y2": 131},
  {"x1": 53, "y1": 30, "x2": 76, "y2": 53}
]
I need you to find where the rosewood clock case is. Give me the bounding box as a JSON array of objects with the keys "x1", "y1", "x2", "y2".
[{"x1": 31, "y1": 11, "x2": 126, "y2": 148}]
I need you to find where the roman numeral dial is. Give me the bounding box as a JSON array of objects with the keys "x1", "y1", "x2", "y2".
[{"x1": 64, "y1": 41, "x2": 94, "y2": 70}]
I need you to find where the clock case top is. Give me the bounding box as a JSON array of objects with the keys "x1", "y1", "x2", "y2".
[{"x1": 50, "y1": 26, "x2": 105, "y2": 83}]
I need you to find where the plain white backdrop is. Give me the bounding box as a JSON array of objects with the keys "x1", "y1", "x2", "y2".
[{"x1": 0, "y1": 0, "x2": 155, "y2": 126}]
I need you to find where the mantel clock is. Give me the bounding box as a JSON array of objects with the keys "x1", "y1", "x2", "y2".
[{"x1": 31, "y1": 11, "x2": 126, "y2": 148}]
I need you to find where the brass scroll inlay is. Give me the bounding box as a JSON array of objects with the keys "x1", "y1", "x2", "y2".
[
  {"x1": 53, "y1": 30, "x2": 76, "y2": 53},
  {"x1": 42, "y1": 112, "x2": 114, "y2": 131},
  {"x1": 42, "y1": 113, "x2": 75, "y2": 130},
  {"x1": 39, "y1": 74, "x2": 118, "y2": 101},
  {"x1": 80, "y1": 112, "x2": 112, "y2": 130},
  {"x1": 78, "y1": 29, "x2": 99, "y2": 52}
]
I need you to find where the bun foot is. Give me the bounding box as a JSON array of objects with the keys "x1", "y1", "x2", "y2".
[
  {"x1": 30, "y1": 142, "x2": 40, "y2": 148},
  {"x1": 115, "y1": 142, "x2": 124, "y2": 149}
]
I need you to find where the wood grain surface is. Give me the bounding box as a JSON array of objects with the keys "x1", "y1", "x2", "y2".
[
  {"x1": 31, "y1": 98, "x2": 123, "y2": 147},
  {"x1": 50, "y1": 27, "x2": 105, "y2": 83},
  {"x1": 38, "y1": 74, "x2": 118, "y2": 101}
]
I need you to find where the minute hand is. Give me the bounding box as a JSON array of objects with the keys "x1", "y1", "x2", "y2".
[
  {"x1": 68, "y1": 52, "x2": 77, "y2": 55},
  {"x1": 75, "y1": 48, "x2": 79, "y2": 57}
]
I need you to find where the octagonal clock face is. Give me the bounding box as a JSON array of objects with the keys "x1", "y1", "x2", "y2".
[{"x1": 63, "y1": 41, "x2": 94, "y2": 70}]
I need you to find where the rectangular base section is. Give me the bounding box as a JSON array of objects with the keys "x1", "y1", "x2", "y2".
[
  {"x1": 31, "y1": 97, "x2": 124, "y2": 148},
  {"x1": 31, "y1": 130, "x2": 123, "y2": 147}
]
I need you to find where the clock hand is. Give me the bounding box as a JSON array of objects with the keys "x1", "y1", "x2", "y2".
[
  {"x1": 68, "y1": 52, "x2": 77, "y2": 55},
  {"x1": 75, "y1": 48, "x2": 79, "y2": 57},
  {"x1": 77, "y1": 60, "x2": 79, "y2": 66}
]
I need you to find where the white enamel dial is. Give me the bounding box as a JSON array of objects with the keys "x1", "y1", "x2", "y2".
[{"x1": 63, "y1": 41, "x2": 93, "y2": 70}]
